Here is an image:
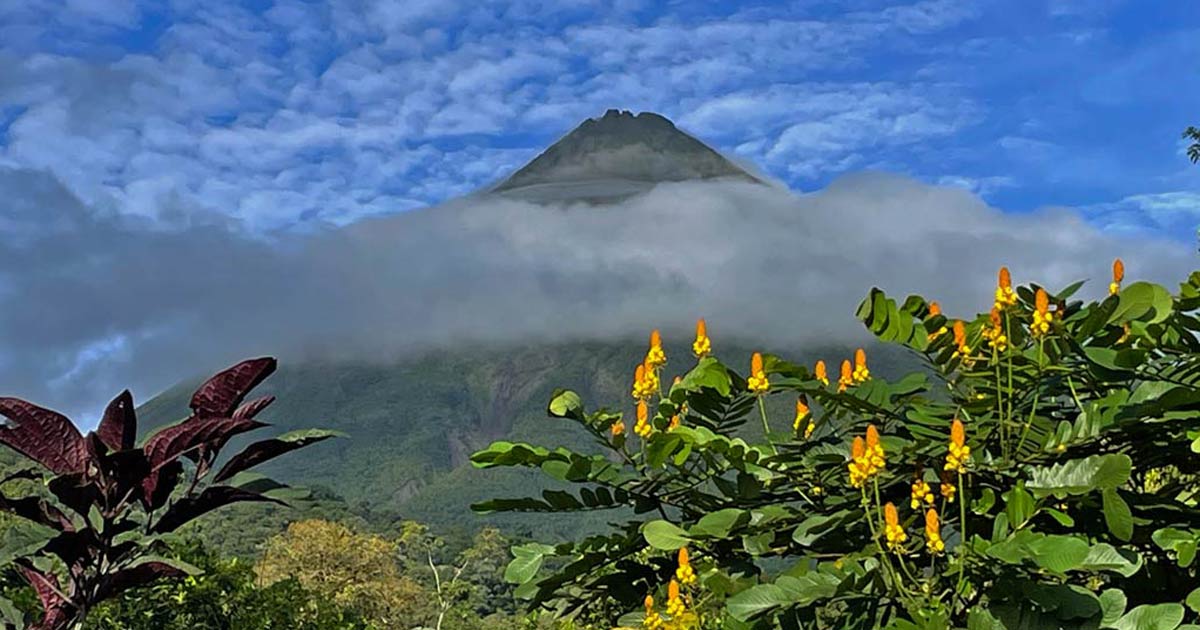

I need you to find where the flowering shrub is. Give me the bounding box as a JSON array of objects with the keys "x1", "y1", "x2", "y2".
[{"x1": 472, "y1": 261, "x2": 1200, "y2": 629}]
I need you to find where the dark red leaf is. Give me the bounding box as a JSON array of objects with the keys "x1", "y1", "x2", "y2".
[
  {"x1": 232, "y1": 395, "x2": 275, "y2": 420},
  {"x1": 0, "y1": 398, "x2": 86, "y2": 475},
  {"x1": 97, "y1": 390, "x2": 137, "y2": 452},
  {"x1": 213, "y1": 431, "x2": 339, "y2": 483},
  {"x1": 152, "y1": 485, "x2": 282, "y2": 533},
  {"x1": 189, "y1": 357, "x2": 276, "y2": 418},
  {"x1": 43, "y1": 529, "x2": 100, "y2": 569},
  {"x1": 0, "y1": 492, "x2": 73, "y2": 531},
  {"x1": 96, "y1": 561, "x2": 188, "y2": 601},
  {"x1": 46, "y1": 474, "x2": 103, "y2": 518},
  {"x1": 140, "y1": 460, "x2": 182, "y2": 511},
  {"x1": 143, "y1": 416, "x2": 266, "y2": 468},
  {"x1": 17, "y1": 562, "x2": 72, "y2": 630}
]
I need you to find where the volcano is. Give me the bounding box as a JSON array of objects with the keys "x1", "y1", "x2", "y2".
[{"x1": 489, "y1": 109, "x2": 761, "y2": 203}]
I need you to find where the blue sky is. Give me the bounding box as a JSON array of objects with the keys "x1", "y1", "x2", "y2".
[{"x1": 2, "y1": 0, "x2": 1198, "y2": 237}]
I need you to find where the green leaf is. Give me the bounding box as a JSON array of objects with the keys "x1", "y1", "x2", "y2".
[
  {"x1": 967, "y1": 608, "x2": 1005, "y2": 630},
  {"x1": 1102, "y1": 489, "x2": 1134, "y2": 542},
  {"x1": 1100, "y1": 590, "x2": 1128, "y2": 626},
  {"x1": 726, "y1": 584, "x2": 792, "y2": 621},
  {"x1": 1107, "y1": 282, "x2": 1174, "y2": 326},
  {"x1": 1027, "y1": 535, "x2": 1090, "y2": 573},
  {"x1": 547, "y1": 389, "x2": 583, "y2": 419},
  {"x1": 1004, "y1": 485, "x2": 1036, "y2": 527},
  {"x1": 1080, "y1": 544, "x2": 1142, "y2": 577},
  {"x1": 1185, "y1": 588, "x2": 1200, "y2": 614},
  {"x1": 642, "y1": 520, "x2": 691, "y2": 550},
  {"x1": 505, "y1": 543, "x2": 555, "y2": 584},
  {"x1": 1109, "y1": 604, "x2": 1185, "y2": 630},
  {"x1": 1026, "y1": 455, "x2": 1132, "y2": 498},
  {"x1": 692, "y1": 509, "x2": 750, "y2": 539},
  {"x1": 0, "y1": 519, "x2": 57, "y2": 566},
  {"x1": 674, "y1": 358, "x2": 732, "y2": 397}
]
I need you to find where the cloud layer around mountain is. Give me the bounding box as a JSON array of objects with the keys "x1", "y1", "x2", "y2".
[{"x1": 2, "y1": 165, "x2": 1191, "y2": 425}]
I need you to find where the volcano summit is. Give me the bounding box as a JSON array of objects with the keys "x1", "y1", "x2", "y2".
[{"x1": 490, "y1": 109, "x2": 762, "y2": 203}]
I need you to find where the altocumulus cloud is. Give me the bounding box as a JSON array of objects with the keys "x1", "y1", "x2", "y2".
[{"x1": 0, "y1": 166, "x2": 1191, "y2": 424}]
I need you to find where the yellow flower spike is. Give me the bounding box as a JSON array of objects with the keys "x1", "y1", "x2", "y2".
[
  {"x1": 911, "y1": 478, "x2": 934, "y2": 510},
  {"x1": 837, "y1": 359, "x2": 853, "y2": 393},
  {"x1": 951, "y1": 320, "x2": 972, "y2": 364},
  {"x1": 634, "y1": 400, "x2": 653, "y2": 438},
  {"x1": 925, "y1": 508, "x2": 945, "y2": 554},
  {"x1": 793, "y1": 396, "x2": 810, "y2": 433},
  {"x1": 995, "y1": 266, "x2": 1018, "y2": 310},
  {"x1": 848, "y1": 436, "x2": 868, "y2": 488},
  {"x1": 945, "y1": 418, "x2": 970, "y2": 473},
  {"x1": 747, "y1": 352, "x2": 770, "y2": 394},
  {"x1": 927, "y1": 301, "x2": 947, "y2": 340},
  {"x1": 646, "y1": 329, "x2": 667, "y2": 368},
  {"x1": 692, "y1": 318, "x2": 711, "y2": 358},
  {"x1": 883, "y1": 502, "x2": 907, "y2": 551},
  {"x1": 865, "y1": 424, "x2": 885, "y2": 472},
  {"x1": 632, "y1": 363, "x2": 654, "y2": 400},
  {"x1": 675, "y1": 547, "x2": 696, "y2": 585},
  {"x1": 1110, "y1": 258, "x2": 1124, "y2": 296},
  {"x1": 984, "y1": 307, "x2": 1007, "y2": 352},
  {"x1": 1031, "y1": 288, "x2": 1052, "y2": 337},
  {"x1": 853, "y1": 348, "x2": 870, "y2": 383},
  {"x1": 814, "y1": 360, "x2": 829, "y2": 386},
  {"x1": 940, "y1": 471, "x2": 957, "y2": 502},
  {"x1": 666, "y1": 579, "x2": 686, "y2": 617},
  {"x1": 643, "y1": 595, "x2": 664, "y2": 630},
  {"x1": 668, "y1": 414, "x2": 680, "y2": 431},
  {"x1": 611, "y1": 419, "x2": 626, "y2": 438},
  {"x1": 804, "y1": 420, "x2": 816, "y2": 440}
]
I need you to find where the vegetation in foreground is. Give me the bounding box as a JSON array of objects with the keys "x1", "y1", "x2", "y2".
[{"x1": 473, "y1": 260, "x2": 1200, "y2": 629}]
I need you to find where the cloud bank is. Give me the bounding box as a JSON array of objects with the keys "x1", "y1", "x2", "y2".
[{"x1": 1, "y1": 166, "x2": 1191, "y2": 425}]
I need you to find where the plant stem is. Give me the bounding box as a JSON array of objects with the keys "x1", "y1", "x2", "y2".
[
  {"x1": 954, "y1": 471, "x2": 968, "y2": 607},
  {"x1": 1015, "y1": 339, "x2": 1045, "y2": 455},
  {"x1": 757, "y1": 396, "x2": 776, "y2": 454}
]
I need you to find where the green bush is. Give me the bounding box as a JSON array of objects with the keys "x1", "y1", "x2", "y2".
[{"x1": 472, "y1": 262, "x2": 1200, "y2": 629}]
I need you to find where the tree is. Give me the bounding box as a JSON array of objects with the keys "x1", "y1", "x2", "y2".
[
  {"x1": 1185, "y1": 126, "x2": 1200, "y2": 163},
  {"x1": 256, "y1": 519, "x2": 427, "y2": 626},
  {"x1": 0, "y1": 357, "x2": 341, "y2": 630}
]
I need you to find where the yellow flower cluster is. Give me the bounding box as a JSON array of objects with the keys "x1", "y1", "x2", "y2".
[
  {"x1": 634, "y1": 400, "x2": 653, "y2": 439},
  {"x1": 814, "y1": 360, "x2": 829, "y2": 386},
  {"x1": 611, "y1": 418, "x2": 626, "y2": 438},
  {"x1": 666, "y1": 580, "x2": 686, "y2": 617},
  {"x1": 951, "y1": 320, "x2": 973, "y2": 367},
  {"x1": 910, "y1": 478, "x2": 934, "y2": 510},
  {"x1": 793, "y1": 396, "x2": 810, "y2": 434},
  {"x1": 994, "y1": 266, "x2": 1018, "y2": 311},
  {"x1": 643, "y1": 595, "x2": 664, "y2": 629},
  {"x1": 675, "y1": 547, "x2": 696, "y2": 586},
  {"x1": 746, "y1": 352, "x2": 769, "y2": 394},
  {"x1": 692, "y1": 318, "x2": 711, "y2": 359},
  {"x1": 848, "y1": 425, "x2": 885, "y2": 488},
  {"x1": 925, "y1": 509, "x2": 945, "y2": 554},
  {"x1": 940, "y1": 471, "x2": 957, "y2": 502},
  {"x1": 632, "y1": 362, "x2": 658, "y2": 400},
  {"x1": 1031, "y1": 288, "x2": 1052, "y2": 337},
  {"x1": 884, "y1": 502, "x2": 907, "y2": 551},
  {"x1": 1110, "y1": 258, "x2": 1124, "y2": 296},
  {"x1": 852, "y1": 348, "x2": 870, "y2": 383},
  {"x1": 926, "y1": 301, "x2": 948, "y2": 341},
  {"x1": 646, "y1": 329, "x2": 667, "y2": 369},
  {"x1": 982, "y1": 307, "x2": 1008, "y2": 352},
  {"x1": 944, "y1": 418, "x2": 970, "y2": 473},
  {"x1": 837, "y1": 359, "x2": 853, "y2": 393}
]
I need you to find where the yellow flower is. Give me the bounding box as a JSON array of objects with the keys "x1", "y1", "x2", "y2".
[
  {"x1": 944, "y1": 418, "x2": 970, "y2": 473},
  {"x1": 983, "y1": 307, "x2": 1008, "y2": 352},
  {"x1": 675, "y1": 547, "x2": 696, "y2": 586},
  {"x1": 994, "y1": 266, "x2": 1017, "y2": 311},
  {"x1": 814, "y1": 360, "x2": 829, "y2": 386},
  {"x1": 666, "y1": 580, "x2": 686, "y2": 617},
  {"x1": 646, "y1": 329, "x2": 667, "y2": 369},
  {"x1": 848, "y1": 425, "x2": 885, "y2": 487},
  {"x1": 925, "y1": 508, "x2": 945, "y2": 554},
  {"x1": 951, "y1": 320, "x2": 972, "y2": 363},
  {"x1": 848, "y1": 436, "x2": 868, "y2": 488},
  {"x1": 1031, "y1": 288, "x2": 1052, "y2": 337},
  {"x1": 611, "y1": 419, "x2": 626, "y2": 438},
  {"x1": 1110, "y1": 258, "x2": 1124, "y2": 296},
  {"x1": 804, "y1": 420, "x2": 816, "y2": 440},
  {"x1": 793, "y1": 396, "x2": 810, "y2": 433},
  {"x1": 865, "y1": 424, "x2": 885, "y2": 471},
  {"x1": 668, "y1": 414, "x2": 681, "y2": 431},
  {"x1": 692, "y1": 318, "x2": 711, "y2": 358},
  {"x1": 837, "y1": 359, "x2": 853, "y2": 393},
  {"x1": 940, "y1": 471, "x2": 957, "y2": 503},
  {"x1": 634, "y1": 400, "x2": 653, "y2": 438},
  {"x1": 910, "y1": 478, "x2": 934, "y2": 510},
  {"x1": 632, "y1": 363, "x2": 656, "y2": 400},
  {"x1": 852, "y1": 348, "x2": 870, "y2": 383},
  {"x1": 884, "y1": 502, "x2": 907, "y2": 551},
  {"x1": 747, "y1": 352, "x2": 770, "y2": 394},
  {"x1": 643, "y1": 595, "x2": 664, "y2": 630},
  {"x1": 927, "y1": 301, "x2": 948, "y2": 341}
]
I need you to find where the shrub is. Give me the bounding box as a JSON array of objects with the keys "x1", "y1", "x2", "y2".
[
  {"x1": 472, "y1": 263, "x2": 1200, "y2": 629},
  {"x1": 0, "y1": 358, "x2": 341, "y2": 630}
]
